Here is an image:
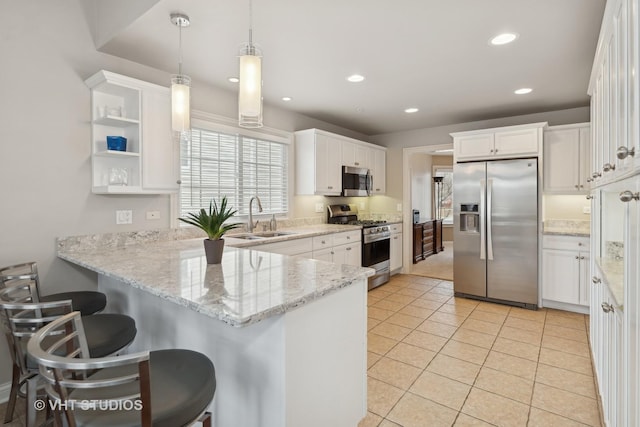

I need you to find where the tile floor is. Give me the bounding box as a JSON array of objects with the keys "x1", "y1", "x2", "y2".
[
  {"x1": 0, "y1": 398, "x2": 47, "y2": 427},
  {"x1": 360, "y1": 274, "x2": 603, "y2": 427}
]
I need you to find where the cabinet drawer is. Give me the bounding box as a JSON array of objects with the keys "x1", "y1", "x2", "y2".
[
  {"x1": 390, "y1": 223, "x2": 402, "y2": 233},
  {"x1": 423, "y1": 222, "x2": 434, "y2": 231},
  {"x1": 312, "y1": 234, "x2": 334, "y2": 250},
  {"x1": 258, "y1": 237, "x2": 313, "y2": 255},
  {"x1": 543, "y1": 235, "x2": 590, "y2": 251},
  {"x1": 333, "y1": 230, "x2": 361, "y2": 246}
]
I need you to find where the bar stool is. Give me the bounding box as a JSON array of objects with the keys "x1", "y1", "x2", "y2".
[
  {"x1": 0, "y1": 282, "x2": 137, "y2": 427},
  {"x1": 28, "y1": 311, "x2": 216, "y2": 427},
  {"x1": 0, "y1": 262, "x2": 107, "y2": 316}
]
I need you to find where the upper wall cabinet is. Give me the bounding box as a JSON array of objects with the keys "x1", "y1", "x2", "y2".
[
  {"x1": 294, "y1": 128, "x2": 387, "y2": 196},
  {"x1": 543, "y1": 123, "x2": 591, "y2": 194},
  {"x1": 85, "y1": 70, "x2": 178, "y2": 194},
  {"x1": 451, "y1": 122, "x2": 546, "y2": 162}
]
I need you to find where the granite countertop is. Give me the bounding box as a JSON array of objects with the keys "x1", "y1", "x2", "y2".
[
  {"x1": 225, "y1": 224, "x2": 362, "y2": 248},
  {"x1": 58, "y1": 237, "x2": 374, "y2": 328},
  {"x1": 543, "y1": 219, "x2": 590, "y2": 237}
]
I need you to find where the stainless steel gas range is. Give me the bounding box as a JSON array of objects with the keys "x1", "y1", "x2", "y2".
[{"x1": 327, "y1": 205, "x2": 390, "y2": 290}]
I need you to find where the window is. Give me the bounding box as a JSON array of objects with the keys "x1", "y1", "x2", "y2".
[
  {"x1": 179, "y1": 120, "x2": 290, "y2": 220},
  {"x1": 433, "y1": 167, "x2": 453, "y2": 225}
]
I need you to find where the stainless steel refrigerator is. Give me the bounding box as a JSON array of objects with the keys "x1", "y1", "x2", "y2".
[{"x1": 453, "y1": 158, "x2": 538, "y2": 309}]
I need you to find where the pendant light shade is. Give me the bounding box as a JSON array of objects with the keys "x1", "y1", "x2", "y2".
[
  {"x1": 238, "y1": 0, "x2": 263, "y2": 128},
  {"x1": 170, "y1": 13, "x2": 191, "y2": 133}
]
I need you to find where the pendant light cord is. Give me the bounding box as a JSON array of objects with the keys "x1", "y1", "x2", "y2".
[{"x1": 178, "y1": 22, "x2": 183, "y2": 75}]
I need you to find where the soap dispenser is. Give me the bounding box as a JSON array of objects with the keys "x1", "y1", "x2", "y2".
[{"x1": 269, "y1": 214, "x2": 277, "y2": 231}]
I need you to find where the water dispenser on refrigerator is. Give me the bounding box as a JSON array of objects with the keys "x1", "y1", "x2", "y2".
[{"x1": 459, "y1": 204, "x2": 479, "y2": 233}]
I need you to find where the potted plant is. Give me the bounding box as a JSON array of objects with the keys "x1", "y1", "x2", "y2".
[{"x1": 179, "y1": 197, "x2": 242, "y2": 264}]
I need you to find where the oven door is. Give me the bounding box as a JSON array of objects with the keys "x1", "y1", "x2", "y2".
[{"x1": 362, "y1": 238, "x2": 390, "y2": 267}]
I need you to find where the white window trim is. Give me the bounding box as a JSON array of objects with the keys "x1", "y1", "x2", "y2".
[{"x1": 170, "y1": 110, "x2": 294, "y2": 227}]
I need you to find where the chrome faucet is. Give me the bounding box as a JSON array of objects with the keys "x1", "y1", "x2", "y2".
[{"x1": 248, "y1": 196, "x2": 263, "y2": 233}]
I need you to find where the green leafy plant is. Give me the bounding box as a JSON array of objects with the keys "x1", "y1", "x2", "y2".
[{"x1": 179, "y1": 197, "x2": 243, "y2": 240}]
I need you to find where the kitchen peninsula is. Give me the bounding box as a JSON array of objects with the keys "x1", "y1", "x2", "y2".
[{"x1": 57, "y1": 232, "x2": 373, "y2": 427}]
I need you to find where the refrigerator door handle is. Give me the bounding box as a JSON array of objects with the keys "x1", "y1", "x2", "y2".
[
  {"x1": 487, "y1": 178, "x2": 494, "y2": 260},
  {"x1": 480, "y1": 179, "x2": 486, "y2": 260}
]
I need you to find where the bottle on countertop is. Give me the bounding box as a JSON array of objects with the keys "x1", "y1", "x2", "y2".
[{"x1": 270, "y1": 214, "x2": 277, "y2": 231}]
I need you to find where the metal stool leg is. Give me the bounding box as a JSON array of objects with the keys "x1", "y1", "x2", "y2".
[
  {"x1": 4, "y1": 363, "x2": 20, "y2": 423},
  {"x1": 25, "y1": 375, "x2": 38, "y2": 427}
]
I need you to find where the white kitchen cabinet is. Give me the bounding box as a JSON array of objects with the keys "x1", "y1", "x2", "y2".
[
  {"x1": 389, "y1": 223, "x2": 402, "y2": 273},
  {"x1": 333, "y1": 242, "x2": 361, "y2": 267},
  {"x1": 451, "y1": 123, "x2": 545, "y2": 162},
  {"x1": 85, "y1": 70, "x2": 178, "y2": 194},
  {"x1": 368, "y1": 147, "x2": 386, "y2": 194},
  {"x1": 542, "y1": 235, "x2": 590, "y2": 313},
  {"x1": 255, "y1": 238, "x2": 313, "y2": 256},
  {"x1": 312, "y1": 247, "x2": 334, "y2": 262},
  {"x1": 543, "y1": 123, "x2": 591, "y2": 194},
  {"x1": 312, "y1": 230, "x2": 362, "y2": 267},
  {"x1": 295, "y1": 128, "x2": 386, "y2": 196}
]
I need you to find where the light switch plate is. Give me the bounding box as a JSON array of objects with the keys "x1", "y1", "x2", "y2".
[
  {"x1": 315, "y1": 203, "x2": 324, "y2": 213},
  {"x1": 396, "y1": 203, "x2": 402, "y2": 212},
  {"x1": 146, "y1": 211, "x2": 160, "y2": 220},
  {"x1": 583, "y1": 206, "x2": 591, "y2": 214},
  {"x1": 116, "y1": 210, "x2": 133, "y2": 225}
]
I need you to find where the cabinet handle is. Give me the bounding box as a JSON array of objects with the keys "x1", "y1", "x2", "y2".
[
  {"x1": 619, "y1": 191, "x2": 640, "y2": 202},
  {"x1": 394, "y1": 236, "x2": 398, "y2": 239},
  {"x1": 601, "y1": 302, "x2": 615, "y2": 313},
  {"x1": 578, "y1": 242, "x2": 583, "y2": 246},
  {"x1": 603, "y1": 163, "x2": 616, "y2": 172},
  {"x1": 327, "y1": 186, "x2": 333, "y2": 190},
  {"x1": 346, "y1": 236, "x2": 350, "y2": 239},
  {"x1": 592, "y1": 172, "x2": 601, "y2": 178},
  {"x1": 579, "y1": 185, "x2": 584, "y2": 188},
  {"x1": 586, "y1": 195, "x2": 593, "y2": 200},
  {"x1": 494, "y1": 149, "x2": 498, "y2": 153},
  {"x1": 575, "y1": 256, "x2": 579, "y2": 260},
  {"x1": 176, "y1": 179, "x2": 182, "y2": 184},
  {"x1": 321, "y1": 240, "x2": 326, "y2": 244},
  {"x1": 355, "y1": 162, "x2": 359, "y2": 166},
  {"x1": 587, "y1": 178, "x2": 593, "y2": 182},
  {"x1": 580, "y1": 256, "x2": 585, "y2": 259},
  {"x1": 346, "y1": 247, "x2": 351, "y2": 251},
  {"x1": 592, "y1": 276, "x2": 601, "y2": 284},
  {"x1": 490, "y1": 149, "x2": 494, "y2": 153},
  {"x1": 616, "y1": 146, "x2": 635, "y2": 159},
  {"x1": 574, "y1": 185, "x2": 579, "y2": 189}
]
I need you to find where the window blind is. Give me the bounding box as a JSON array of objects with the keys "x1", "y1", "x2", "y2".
[{"x1": 180, "y1": 127, "x2": 289, "y2": 218}]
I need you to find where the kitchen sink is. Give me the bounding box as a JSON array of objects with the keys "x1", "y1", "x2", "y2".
[{"x1": 231, "y1": 231, "x2": 295, "y2": 240}]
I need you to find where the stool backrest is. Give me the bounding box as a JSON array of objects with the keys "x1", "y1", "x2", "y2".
[
  {"x1": 0, "y1": 262, "x2": 42, "y2": 298},
  {"x1": 28, "y1": 312, "x2": 152, "y2": 427}
]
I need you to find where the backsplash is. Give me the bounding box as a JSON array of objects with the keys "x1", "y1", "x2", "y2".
[{"x1": 543, "y1": 219, "x2": 590, "y2": 235}]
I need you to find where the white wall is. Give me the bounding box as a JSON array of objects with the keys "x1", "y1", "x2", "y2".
[{"x1": 410, "y1": 154, "x2": 432, "y2": 220}]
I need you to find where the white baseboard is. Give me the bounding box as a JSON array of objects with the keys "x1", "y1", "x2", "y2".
[
  {"x1": 0, "y1": 380, "x2": 12, "y2": 403},
  {"x1": 541, "y1": 299, "x2": 589, "y2": 315}
]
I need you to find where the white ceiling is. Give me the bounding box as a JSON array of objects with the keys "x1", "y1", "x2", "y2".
[{"x1": 96, "y1": 0, "x2": 606, "y2": 136}]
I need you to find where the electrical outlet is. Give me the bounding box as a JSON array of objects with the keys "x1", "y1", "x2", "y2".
[
  {"x1": 396, "y1": 203, "x2": 402, "y2": 212},
  {"x1": 315, "y1": 203, "x2": 324, "y2": 213},
  {"x1": 583, "y1": 206, "x2": 591, "y2": 214},
  {"x1": 146, "y1": 211, "x2": 160, "y2": 220},
  {"x1": 116, "y1": 210, "x2": 132, "y2": 225}
]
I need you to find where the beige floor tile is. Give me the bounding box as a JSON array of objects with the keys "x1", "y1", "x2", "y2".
[
  {"x1": 358, "y1": 411, "x2": 383, "y2": 427},
  {"x1": 368, "y1": 295, "x2": 382, "y2": 306},
  {"x1": 445, "y1": 297, "x2": 480, "y2": 308},
  {"x1": 542, "y1": 335, "x2": 591, "y2": 358},
  {"x1": 379, "y1": 420, "x2": 402, "y2": 427},
  {"x1": 385, "y1": 293, "x2": 417, "y2": 305},
  {"x1": 405, "y1": 282, "x2": 436, "y2": 292},
  {"x1": 402, "y1": 330, "x2": 448, "y2": 352},
  {"x1": 468, "y1": 310, "x2": 507, "y2": 325},
  {"x1": 528, "y1": 407, "x2": 587, "y2": 427},
  {"x1": 398, "y1": 305, "x2": 435, "y2": 319},
  {"x1": 420, "y1": 292, "x2": 452, "y2": 303},
  {"x1": 475, "y1": 301, "x2": 512, "y2": 315},
  {"x1": 426, "y1": 354, "x2": 481, "y2": 385},
  {"x1": 368, "y1": 357, "x2": 422, "y2": 390},
  {"x1": 370, "y1": 322, "x2": 413, "y2": 341},
  {"x1": 474, "y1": 366, "x2": 534, "y2": 404},
  {"x1": 385, "y1": 313, "x2": 424, "y2": 329},
  {"x1": 369, "y1": 288, "x2": 393, "y2": 298},
  {"x1": 461, "y1": 388, "x2": 529, "y2": 427},
  {"x1": 453, "y1": 413, "x2": 495, "y2": 426},
  {"x1": 440, "y1": 340, "x2": 489, "y2": 365},
  {"x1": 429, "y1": 311, "x2": 467, "y2": 327},
  {"x1": 547, "y1": 308, "x2": 586, "y2": 321},
  {"x1": 437, "y1": 303, "x2": 475, "y2": 316},
  {"x1": 436, "y1": 280, "x2": 454, "y2": 289},
  {"x1": 483, "y1": 350, "x2": 537, "y2": 381},
  {"x1": 493, "y1": 337, "x2": 540, "y2": 361},
  {"x1": 531, "y1": 382, "x2": 601, "y2": 426},
  {"x1": 536, "y1": 364, "x2": 596, "y2": 398},
  {"x1": 504, "y1": 316, "x2": 544, "y2": 333},
  {"x1": 368, "y1": 351, "x2": 382, "y2": 369},
  {"x1": 380, "y1": 284, "x2": 405, "y2": 293},
  {"x1": 367, "y1": 377, "x2": 405, "y2": 417},
  {"x1": 411, "y1": 298, "x2": 445, "y2": 310},
  {"x1": 498, "y1": 325, "x2": 542, "y2": 345},
  {"x1": 545, "y1": 313, "x2": 586, "y2": 331},
  {"x1": 410, "y1": 371, "x2": 471, "y2": 411},
  {"x1": 387, "y1": 392, "x2": 459, "y2": 427},
  {"x1": 429, "y1": 287, "x2": 454, "y2": 296},
  {"x1": 544, "y1": 323, "x2": 589, "y2": 343},
  {"x1": 372, "y1": 299, "x2": 408, "y2": 312},
  {"x1": 538, "y1": 348, "x2": 593, "y2": 376},
  {"x1": 508, "y1": 307, "x2": 547, "y2": 322},
  {"x1": 416, "y1": 319, "x2": 458, "y2": 338},
  {"x1": 461, "y1": 318, "x2": 502, "y2": 336},
  {"x1": 386, "y1": 342, "x2": 436, "y2": 369},
  {"x1": 407, "y1": 275, "x2": 442, "y2": 286},
  {"x1": 368, "y1": 333, "x2": 399, "y2": 355},
  {"x1": 368, "y1": 306, "x2": 395, "y2": 321},
  {"x1": 368, "y1": 317, "x2": 381, "y2": 331},
  {"x1": 394, "y1": 287, "x2": 427, "y2": 298},
  {"x1": 451, "y1": 328, "x2": 496, "y2": 349}
]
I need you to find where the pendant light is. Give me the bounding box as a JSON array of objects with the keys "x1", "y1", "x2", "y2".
[
  {"x1": 170, "y1": 13, "x2": 191, "y2": 133},
  {"x1": 238, "y1": 0, "x2": 263, "y2": 128}
]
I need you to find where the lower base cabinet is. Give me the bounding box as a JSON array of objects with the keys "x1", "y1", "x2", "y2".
[{"x1": 390, "y1": 223, "x2": 402, "y2": 273}]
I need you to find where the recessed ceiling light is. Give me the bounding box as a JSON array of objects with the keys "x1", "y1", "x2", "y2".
[
  {"x1": 346, "y1": 74, "x2": 365, "y2": 83},
  {"x1": 514, "y1": 88, "x2": 533, "y2": 95},
  {"x1": 404, "y1": 107, "x2": 419, "y2": 113},
  {"x1": 490, "y1": 33, "x2": 519, "y2": 46},
  {"x1": 282, "y1": 97, "x2": 292, "y2": 101},
  {"x1": 228, "y1": 77, "x2": 239, "y2": 83}
]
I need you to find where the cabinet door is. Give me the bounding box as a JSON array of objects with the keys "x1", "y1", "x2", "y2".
[
  {"x1": 312, "y1": 247, "x2": 334, "y2": 262},
  {"x1": 315, "y1": 134, "x2": 341, "y2": 195},
  {"x1": 453, "y1": 134, "x2": 494, "y2": 161},
  {"x1": 370, "y1": 148, "x2": 386, "y2": 194},
  {"x1": 542, "y1": 249, "x2": 580, "y2": 304},
  {"x1": 578, "y1": 251, "x2": 590, "y2": 306},
  {"x1": 578, "y1": 126, "x2": 592, "y2": 189},
  {"x1": 390, "y1": 232, "x2": 403, "y2": 271},
  {"x1": 141, "y1": 87, "x2": 179, "y2": 191},
  {"x1": 543, "y1": 128, "x2": 581, "y2": 193},
  {"x1": 333, "y1": 242, "x2": 361, "y2": 267},
  {"x1": 494, "y1": 128, "x2": 540, "y2": 157}
]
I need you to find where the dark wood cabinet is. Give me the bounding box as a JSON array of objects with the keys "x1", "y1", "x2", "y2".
[{"x1": 412, "y1": 219, "x2": 443, "y2": 263}]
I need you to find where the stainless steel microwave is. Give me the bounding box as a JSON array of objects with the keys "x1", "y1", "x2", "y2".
[{"x1": 342, "y1": 166, "x2": 372, "y2": 196}]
